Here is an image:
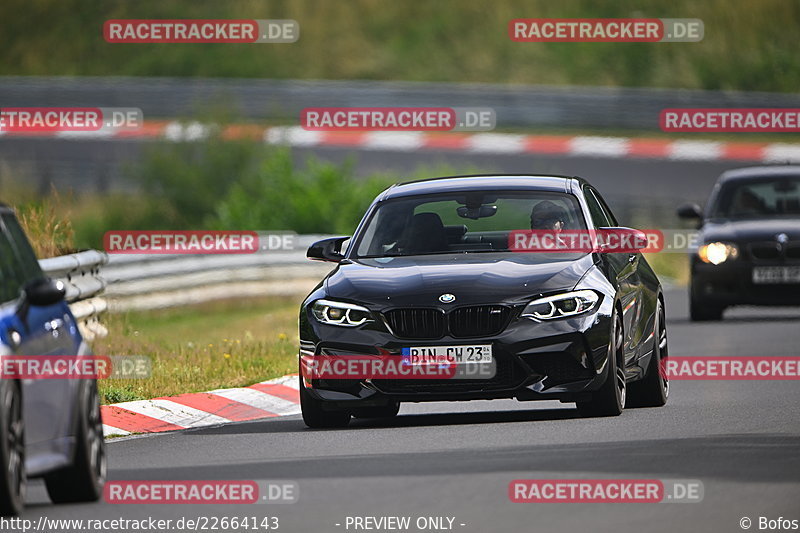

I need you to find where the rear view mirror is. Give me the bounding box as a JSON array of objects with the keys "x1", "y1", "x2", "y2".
[{"x1": 457, "y1": 205, "x2": 497, "y2": 220}]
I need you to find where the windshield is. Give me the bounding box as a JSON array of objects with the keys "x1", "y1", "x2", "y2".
[
  {"x1": 711, "y1": 177, "x2": 800, "y2": 219},
  {"x1": 354, "y1": 191, "x2": 586, "y2": 258}
]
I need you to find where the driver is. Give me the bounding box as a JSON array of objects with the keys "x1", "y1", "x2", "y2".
[
  {"x1": 730, "y1": 189, "x2": 766, "y2": 216},
  {"x1": 530, "y1": 200, "x2": 568, "y2": 231}
]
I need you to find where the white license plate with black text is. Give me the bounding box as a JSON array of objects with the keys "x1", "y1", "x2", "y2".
[
  {"x1": 401, "y1": 345, "x2": 493, "y2": 365},
  {"x1": 752, "y1": 266, "x2": 800, "y2": 284}
]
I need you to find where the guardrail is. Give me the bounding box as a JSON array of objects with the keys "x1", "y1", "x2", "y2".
[
  {"x1": 3, "y1": 76, "x2": 800, "y2": 130},
  {"x1": 39, "y1": 249, "x2": 109, "y2": 341},
  {"x1": 101, "y1": 234, "x2": 333, "y2": 311},
  {"x1": 38, "y1": 235, "x2": 334, "y2": 339}
]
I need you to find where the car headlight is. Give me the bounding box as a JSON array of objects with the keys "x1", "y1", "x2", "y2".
[
  {"x1": 311, "y1": 299, "x2": 373, "y2": 327},
  {"x1": 521, "y1": 290, "x2": 600, "y2": 321},
  {"x1": 698, "y1": 242, "x2": 739, "y2": 265}
]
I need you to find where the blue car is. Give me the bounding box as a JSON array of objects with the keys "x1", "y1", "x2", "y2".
[{"x1": 0, "y1": 204, "x2": 106, "y2": 516}]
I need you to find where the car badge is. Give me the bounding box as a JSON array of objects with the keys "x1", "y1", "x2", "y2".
[
  {"x1": 439, "y1": 293, "x2": 456, "y2": 303},
  {"x1": 776, "y1": 233, "x2": 789, "y2": 244}
]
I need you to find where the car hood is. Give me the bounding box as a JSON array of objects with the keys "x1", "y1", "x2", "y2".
[
  {"x1": 324, "y1": 252, "x2": 595, "y2": 308},
  {"x1": 702, "y1": 218, "x2": 800, "y2": 244}
]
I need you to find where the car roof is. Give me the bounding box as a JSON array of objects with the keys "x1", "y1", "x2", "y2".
[
  {"x1": 718, "y1": 165, "x2": 800, "y2": 182},
  {"x1": 380, "y1": 174, "x2": 581, "y2": 200}
]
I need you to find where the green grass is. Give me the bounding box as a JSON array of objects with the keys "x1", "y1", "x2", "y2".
[
  {"x1": 95, "y1": 297, "x2": 300, "y2": 404},
  {"x1": 645, "y1": 252, "x2": 690, "y2": 286},
  {"x1": 1, "y1": 0, "x2": 799, "y2": 92}
]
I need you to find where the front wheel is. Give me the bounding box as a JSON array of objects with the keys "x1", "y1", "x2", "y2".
[
  {"x1": 45, "y1": 380, "x2": 107, "y2": 503},
  {"x1": 0, "y1": 380, "x2": 25, "y2": 517},
  {"x1": 577, "y1": 312, "x2": 626, "y2": 417},
  {"x1": 689, "y1": 287, "x2": 724, "y2": 321},
  {"x1": 300, "y1": 377, "x2": 351, "y2": 429},
  {"x1": 628, "y1": 300, "x2": 669, "y2": 408}
]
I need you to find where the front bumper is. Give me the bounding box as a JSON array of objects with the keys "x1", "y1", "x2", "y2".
[
  {"x1": 691, "y1": 258, "x2": 800, "y2": 306},
  {"x1": 299, "y1": 300, "x2": 615, "y2": 407}
]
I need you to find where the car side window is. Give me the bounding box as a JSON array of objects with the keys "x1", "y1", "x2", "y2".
[
  {"x1": 583, "y1": 187, "x2": 612, "y2": 228},
  {"x1": 2, "y1": 214, "x2": 43, "y2": 283},
  {"x1": 591, "y1": 188, "x2": 619, "y2": 226},
  {"x1": 0, "y1": 227, "x2": 22, "y2": 303}
]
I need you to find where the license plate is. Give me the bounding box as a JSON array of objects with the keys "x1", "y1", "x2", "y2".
[
  {"x1": 752, "y1": 266, "x2": 800, "y2": 284},
  {"x1": 401, "y1": 345, "x2": 493, "y2": 365}
]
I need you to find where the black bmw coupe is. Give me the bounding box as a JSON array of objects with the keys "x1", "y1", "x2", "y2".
[{"x1": 299, "y1": 175, "x2": 668, "y2": 428}]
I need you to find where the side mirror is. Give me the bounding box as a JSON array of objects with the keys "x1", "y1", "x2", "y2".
[
  {"x1": 307, "y1": 237, "x2": 349, "y2": 263},
  {"x1": 17, "y1": 278, "x2": 66, "y2": 325},
  {"x1": 595, "y1": 227, "x2": 649, "y2": 253},
  {"x1": 676, "y1": 203, "x2": 703, "y2": 220},
  {"x1": 24, "y1": 278, "x2": 67, "y2": 306}
]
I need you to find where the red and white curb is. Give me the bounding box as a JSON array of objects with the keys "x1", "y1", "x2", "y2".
[
  {"x1": 101, "y1": 374, "x2": 300, "y2": 438},
  {"x1": 263, "y1": 127, "x2": 800, "y2": 163},
  {"x1": 4, "y1": 120, "x2": 800, "y2": 163}
]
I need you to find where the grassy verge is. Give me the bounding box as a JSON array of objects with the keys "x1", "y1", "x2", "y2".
[
  {"x1": 645, "y1": 252, "x2": 690, "y2": 286},
  {"x1": 95, "y1": 297, "x2": 301, "y2": 404},
  {"x1": 1, "y1": 0, "x2": 798, "y2": 93}
]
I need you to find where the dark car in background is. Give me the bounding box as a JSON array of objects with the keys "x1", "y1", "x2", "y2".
[
  {"x1": 0, "y1": 204, "x2": 106, "y2": 516},
  {"x1": 678, "y1": 166, "x2": 800, "y2": 321},
  {"x1": 298, "y1": 175, "x2": 669, "y2": 428}
]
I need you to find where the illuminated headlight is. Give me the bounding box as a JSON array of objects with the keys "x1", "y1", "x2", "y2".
[
  {"x1": 311, "y1": 299, "x2": 373, "y2": 327},
  {"x1": 521, "y1": 290, "x2": 600, "y2": 321},
  {"x1": 698, "y1": 242, "x2": 739, "y2": 265}
]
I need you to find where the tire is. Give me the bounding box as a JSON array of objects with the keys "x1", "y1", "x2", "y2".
[
  {"x1": 44, "y1": 380, "x2": 106, "y2": 503},
  {"x1": 350, "y1": 402, "x2": 400, "y2": 419},
  {"x1": 0, "y1": 380, "x2": 25, "y2": 517},
  {"x1": 300, "y1": 376, "x2": 351, "y2": 429},
  {"x1": 576, "y1": 311, "x2": 626, "y2": 417},
  {"x1": 628, "y1": 300, "x2": 669, "y2": 408},
  {"x1": 689, "y1": 289, "x2": 724, "y2": 321}
]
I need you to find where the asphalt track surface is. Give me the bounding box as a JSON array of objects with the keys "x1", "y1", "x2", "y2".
[{"x1": 22, "y1": 287, "x2": 800, "y2": 533}]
